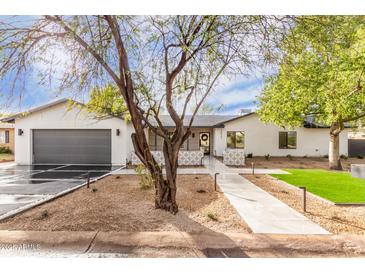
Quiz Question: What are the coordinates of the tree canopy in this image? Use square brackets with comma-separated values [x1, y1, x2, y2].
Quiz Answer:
[258, 16, 365, 129]
[84, 84, 130, 121]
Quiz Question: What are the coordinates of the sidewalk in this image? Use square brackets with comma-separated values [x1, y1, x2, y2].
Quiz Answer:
[0, 230, 364, 257]
[204, 157, 329, 234]
[0, 161, 15, 168]
[203, 156, 288, 175]
[112, 157, 287, 175]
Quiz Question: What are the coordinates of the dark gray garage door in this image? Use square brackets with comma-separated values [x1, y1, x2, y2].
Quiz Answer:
[33, 129, 111, 164]
[348, 139, 365, 157]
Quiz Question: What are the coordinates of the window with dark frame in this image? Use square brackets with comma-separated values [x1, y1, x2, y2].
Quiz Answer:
[226, 131, 245, 149]
[279, 131, 297, 149]
[5, 130, 9, 144]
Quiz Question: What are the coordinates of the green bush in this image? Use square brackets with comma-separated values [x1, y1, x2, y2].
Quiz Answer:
[246, 153, 253, 158]
[264, 154, 270, 161]
[135, 164, 153, 189]
[207, 212, 218, 221]
[0, 147, 12, 154]
[39, 210, 49, 220]
[286, 154, 293, 161]
[340, 154, 348, 160]
[357, 154, 364, 159]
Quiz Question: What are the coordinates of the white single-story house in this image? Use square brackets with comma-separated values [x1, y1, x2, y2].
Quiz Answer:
[2, 98, 349, 166]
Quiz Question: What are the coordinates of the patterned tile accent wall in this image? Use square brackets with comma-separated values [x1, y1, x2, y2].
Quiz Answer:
[130, 150, 204, 166]
[223, 149, 245, 166]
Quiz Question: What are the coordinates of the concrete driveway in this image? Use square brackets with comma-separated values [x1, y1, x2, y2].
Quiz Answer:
[0, 164, 121, 217]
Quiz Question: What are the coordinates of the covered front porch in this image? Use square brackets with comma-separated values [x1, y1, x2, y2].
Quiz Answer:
[148, 127, 214, 155]
[129, 128, 245, 166]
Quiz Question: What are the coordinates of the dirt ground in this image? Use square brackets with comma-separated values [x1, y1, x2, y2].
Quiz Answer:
[241, 156, 365, 170]
[244, 174, 365, 235]
[0, 174, 250, 233]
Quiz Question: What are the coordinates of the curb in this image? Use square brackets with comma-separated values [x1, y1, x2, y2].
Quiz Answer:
[1, 231, 365, 257]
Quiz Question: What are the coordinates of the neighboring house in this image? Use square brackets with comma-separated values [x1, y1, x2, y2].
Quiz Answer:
[1, 98, 349, 166]
[0, 122, 14, 153]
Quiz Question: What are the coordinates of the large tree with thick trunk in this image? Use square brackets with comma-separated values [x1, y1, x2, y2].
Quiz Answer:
[258, 16, 365, 170]
[0, 15, 290, 213]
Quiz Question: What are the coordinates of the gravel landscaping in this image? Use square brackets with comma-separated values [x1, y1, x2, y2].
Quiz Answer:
[244, 174, 365, 234]
[0, 174, 250, 233]
[0, 153, 13, 162]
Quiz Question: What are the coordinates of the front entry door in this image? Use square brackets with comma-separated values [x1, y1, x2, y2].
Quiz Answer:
[199, 132, 210, 155]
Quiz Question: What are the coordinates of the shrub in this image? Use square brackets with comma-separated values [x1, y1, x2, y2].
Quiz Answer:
[264, 154, 270, 160]
[246, 153, 253, 158]
[0, 147, 12, 154]
[323, 154, 328, 158]
[286, 154, 293, 161]
[357, 154, 364, 159]
[196, 189, 207, 193]
[340, 154, 348, 160]
[135, 164, 153, 189]
[207, 212, 218, 221]
[91, 188, 98, 192]
[39, 210, 49, 220]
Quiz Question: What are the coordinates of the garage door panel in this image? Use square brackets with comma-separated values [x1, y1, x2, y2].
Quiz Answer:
[33, 129, 111, 164]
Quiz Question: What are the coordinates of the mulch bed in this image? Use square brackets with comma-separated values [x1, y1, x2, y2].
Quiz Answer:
[244, 174, 365, 234]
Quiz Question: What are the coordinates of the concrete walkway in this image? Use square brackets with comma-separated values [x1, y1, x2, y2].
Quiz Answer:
[203, 156, 288, 175]
[203, 157, 329, 234]
[112, 167, 211, 175]
[112, 158, 287, 175]
[0, 230, 364, 257]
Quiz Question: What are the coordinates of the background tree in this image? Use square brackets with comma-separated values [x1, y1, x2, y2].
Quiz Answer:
[83, 84, 130, 121]
[0, 15, 290, 213]
[258, 16, 365, 170]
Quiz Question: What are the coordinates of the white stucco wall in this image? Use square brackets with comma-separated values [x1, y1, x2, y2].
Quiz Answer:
[14, 102, 133, 165]
[213, 113, 349, 157]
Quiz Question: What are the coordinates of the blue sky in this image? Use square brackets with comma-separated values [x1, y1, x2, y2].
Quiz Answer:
[0, 15, 264, 115]
[206, 77, 263, 114]
[1, 73, 263, 115]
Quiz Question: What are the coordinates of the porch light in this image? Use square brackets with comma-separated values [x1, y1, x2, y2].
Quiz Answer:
[18, 129, 23, 136]
[116, 129, 120, 136]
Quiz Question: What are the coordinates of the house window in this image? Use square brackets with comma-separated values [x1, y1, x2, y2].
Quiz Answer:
[227, 131, 245, 149]
[279, 131, 297, 149]
[0, 131, 5, 144]
[5, 131, 9, 144]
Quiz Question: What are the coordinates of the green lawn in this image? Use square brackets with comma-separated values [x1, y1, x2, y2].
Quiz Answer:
[0, 153, 14, 162]
[271, 169, 365, 203]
